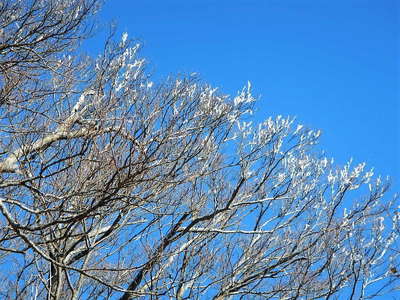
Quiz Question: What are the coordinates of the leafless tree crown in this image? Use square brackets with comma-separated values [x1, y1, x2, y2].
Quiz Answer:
[0, 1, 398, 299]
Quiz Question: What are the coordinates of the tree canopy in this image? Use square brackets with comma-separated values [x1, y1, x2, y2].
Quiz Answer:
[0, 1, 398, 299]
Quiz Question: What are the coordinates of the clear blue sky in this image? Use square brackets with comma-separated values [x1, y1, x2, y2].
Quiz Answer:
[94, 0, 399, 191]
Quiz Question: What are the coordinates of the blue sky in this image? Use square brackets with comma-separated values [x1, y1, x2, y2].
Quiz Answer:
[94, 0, 399, 190]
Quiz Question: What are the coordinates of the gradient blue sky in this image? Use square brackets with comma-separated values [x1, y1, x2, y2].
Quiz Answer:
[94, 0, 399, 191]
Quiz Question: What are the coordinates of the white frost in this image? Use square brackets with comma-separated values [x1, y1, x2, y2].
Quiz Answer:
[122, 32, 128, 44]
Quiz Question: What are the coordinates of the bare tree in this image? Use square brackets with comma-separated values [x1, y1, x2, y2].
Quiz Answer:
[0, 1, 399, 299]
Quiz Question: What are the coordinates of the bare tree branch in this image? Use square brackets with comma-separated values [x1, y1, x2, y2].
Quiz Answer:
[0, 1, 398, 299]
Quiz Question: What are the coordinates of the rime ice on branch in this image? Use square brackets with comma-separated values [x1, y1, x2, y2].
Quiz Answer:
[0, 1, 398, 299]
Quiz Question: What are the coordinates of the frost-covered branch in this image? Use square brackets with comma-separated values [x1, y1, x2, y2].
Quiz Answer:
[0, 1, 398, 299]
